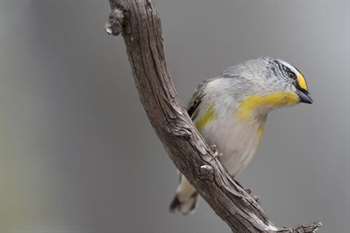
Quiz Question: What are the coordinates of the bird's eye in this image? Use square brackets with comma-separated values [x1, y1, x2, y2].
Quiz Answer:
[287, 70, 296, 80]
[282, 65, 296, 80]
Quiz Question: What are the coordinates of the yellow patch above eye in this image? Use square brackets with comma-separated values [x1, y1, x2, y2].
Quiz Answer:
[237, 92, 299, 121]
[195, 105, 216, 132]
[297, 74, 308, 92]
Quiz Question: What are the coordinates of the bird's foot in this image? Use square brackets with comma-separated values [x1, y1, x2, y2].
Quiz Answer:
[209, 144, 222, 161]
[210, 144, 218, 154]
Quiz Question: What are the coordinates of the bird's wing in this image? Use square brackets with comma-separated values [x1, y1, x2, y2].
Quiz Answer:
[187, 79, 214, 120]
[173, 79, 213, 205]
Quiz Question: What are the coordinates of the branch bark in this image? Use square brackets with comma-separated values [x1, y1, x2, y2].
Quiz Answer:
[105, 0, 322, 232]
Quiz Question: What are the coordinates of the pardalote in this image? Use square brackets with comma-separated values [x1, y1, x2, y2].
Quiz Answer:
[170, 57, 312, 215]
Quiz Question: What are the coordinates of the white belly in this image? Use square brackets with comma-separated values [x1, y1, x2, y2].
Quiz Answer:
[200, 115, 263, 177]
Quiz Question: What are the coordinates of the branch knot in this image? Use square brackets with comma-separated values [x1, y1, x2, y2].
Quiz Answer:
[199, 164, 215, 181]
[105, 8, 124, 36]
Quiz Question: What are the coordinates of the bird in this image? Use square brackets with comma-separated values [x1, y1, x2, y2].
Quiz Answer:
[169, 57, 313, 215]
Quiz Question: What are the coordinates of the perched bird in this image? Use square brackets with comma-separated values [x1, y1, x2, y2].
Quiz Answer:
[170, 57, 312, 215]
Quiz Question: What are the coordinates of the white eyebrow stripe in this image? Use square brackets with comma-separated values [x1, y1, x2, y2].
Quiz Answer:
[278, 59, 302, 77]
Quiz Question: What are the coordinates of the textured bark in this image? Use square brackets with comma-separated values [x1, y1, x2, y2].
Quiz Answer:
[105, 0, 322, 232]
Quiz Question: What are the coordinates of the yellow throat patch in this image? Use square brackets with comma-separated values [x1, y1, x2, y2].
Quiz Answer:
[237, 92, 299, 121]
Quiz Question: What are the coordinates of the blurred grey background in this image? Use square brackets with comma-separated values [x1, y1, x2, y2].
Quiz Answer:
[0, 0, 349, 232]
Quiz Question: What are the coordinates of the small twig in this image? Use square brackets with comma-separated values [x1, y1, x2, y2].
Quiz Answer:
[278, 222, 323, 233]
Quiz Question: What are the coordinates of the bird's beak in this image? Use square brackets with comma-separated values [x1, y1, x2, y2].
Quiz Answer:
[296, 89, 313, 104]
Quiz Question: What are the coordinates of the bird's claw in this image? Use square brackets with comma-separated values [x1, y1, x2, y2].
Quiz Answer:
[210, 144, 218, 154]
[211, 152, 223, 161]
[209, 144, 222, 161]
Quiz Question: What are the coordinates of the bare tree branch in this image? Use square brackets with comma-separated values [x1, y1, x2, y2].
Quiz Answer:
[105, 0, 322, 232]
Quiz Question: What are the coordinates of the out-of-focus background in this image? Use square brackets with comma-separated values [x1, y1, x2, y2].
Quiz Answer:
[0, 0, 349, 232]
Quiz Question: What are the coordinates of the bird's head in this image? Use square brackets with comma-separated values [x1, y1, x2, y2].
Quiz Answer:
[229, 57, 313, 121]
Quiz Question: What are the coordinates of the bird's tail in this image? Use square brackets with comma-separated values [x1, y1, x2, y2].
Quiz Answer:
[169, 175, 199, 215]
